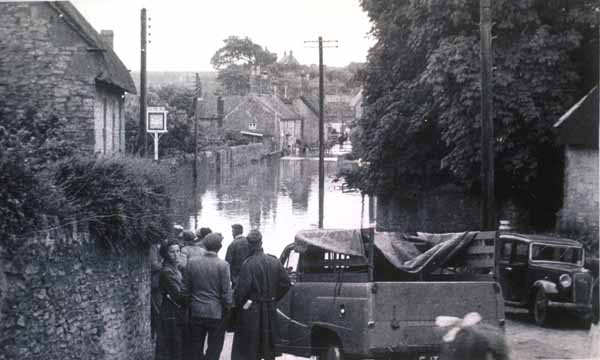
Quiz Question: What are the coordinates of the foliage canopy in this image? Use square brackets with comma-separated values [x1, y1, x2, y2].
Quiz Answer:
[351, 0, 596, 221]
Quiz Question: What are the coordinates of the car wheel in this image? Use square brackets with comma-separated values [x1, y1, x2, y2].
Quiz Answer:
[532, 288, 550, 326]
[318, 344, 343, 360]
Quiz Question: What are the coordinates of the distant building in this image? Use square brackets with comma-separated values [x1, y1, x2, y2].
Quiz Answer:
[0, 1, 136, 155]
[553, 86, 599, 245]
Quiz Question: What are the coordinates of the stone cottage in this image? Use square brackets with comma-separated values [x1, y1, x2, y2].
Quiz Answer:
[554, 86, 599, 248]
[0, 1, 136, 155]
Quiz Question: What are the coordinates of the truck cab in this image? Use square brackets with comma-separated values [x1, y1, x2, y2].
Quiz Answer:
[275, 229, 505, 360]
[496, 233, 593, 328]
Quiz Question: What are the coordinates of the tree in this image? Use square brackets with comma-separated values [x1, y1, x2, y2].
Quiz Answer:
[211, 36, 277, 95]
[350, 0, 596, 228]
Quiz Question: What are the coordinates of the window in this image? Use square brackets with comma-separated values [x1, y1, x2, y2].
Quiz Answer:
[531, 244, 583, 265]
[500, 241, 512, 261]
[514, 242, 529, 263]
[285, 249, 300, 273]
[249, 122, 257, 130]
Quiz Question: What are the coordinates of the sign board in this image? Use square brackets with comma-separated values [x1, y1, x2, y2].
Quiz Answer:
[147, 106, 168, 133]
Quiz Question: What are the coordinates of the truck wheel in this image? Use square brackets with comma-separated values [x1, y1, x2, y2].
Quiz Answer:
[532, 288, 549, 326]
[319, 344, 343, 360]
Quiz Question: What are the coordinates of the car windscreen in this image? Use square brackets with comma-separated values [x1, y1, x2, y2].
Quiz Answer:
[531, 244, 583, 265]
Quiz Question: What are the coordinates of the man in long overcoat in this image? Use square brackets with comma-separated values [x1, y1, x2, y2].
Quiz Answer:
[231, 230, 291, 360]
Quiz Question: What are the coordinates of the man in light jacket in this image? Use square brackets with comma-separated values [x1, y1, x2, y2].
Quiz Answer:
[184, 232, 233, 360]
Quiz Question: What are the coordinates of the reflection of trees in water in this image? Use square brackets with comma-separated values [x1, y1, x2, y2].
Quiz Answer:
[279, 160, 313, 211]
[213, 158, 279, 230]
[166, 159, 211, 229]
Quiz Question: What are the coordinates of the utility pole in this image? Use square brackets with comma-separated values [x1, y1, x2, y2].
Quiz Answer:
[138, 8, 147, 156]
[480, 0, 495, 230]
[305, 37, 338, 229]
[192, 73, 203, 229]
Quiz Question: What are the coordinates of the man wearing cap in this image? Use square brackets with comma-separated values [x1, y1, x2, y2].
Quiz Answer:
[232, 230, 291, 360]
[225, 224, 250, 287]
[185, 232, 233, 360]
[178, 230, 197, 269]
[182, 229, 207, 262]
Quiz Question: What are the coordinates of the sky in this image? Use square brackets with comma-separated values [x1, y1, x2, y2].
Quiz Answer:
[70, 0, 375, 72]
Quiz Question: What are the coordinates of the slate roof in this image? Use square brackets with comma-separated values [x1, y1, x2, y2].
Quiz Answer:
[553, 86, 598, 148]
[51, 2, 137, 94]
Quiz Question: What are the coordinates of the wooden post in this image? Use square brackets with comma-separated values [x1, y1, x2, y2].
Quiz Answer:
[318, 36, 325, 229]
[480, 0, 495, 230]
[138, 8, 147, 156]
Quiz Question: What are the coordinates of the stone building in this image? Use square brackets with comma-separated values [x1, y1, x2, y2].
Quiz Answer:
[0, 1, 136, 155]
[554, 86, 599, 249]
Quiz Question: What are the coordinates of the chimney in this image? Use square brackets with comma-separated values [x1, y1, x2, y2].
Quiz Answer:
[100, 30, 114, 49]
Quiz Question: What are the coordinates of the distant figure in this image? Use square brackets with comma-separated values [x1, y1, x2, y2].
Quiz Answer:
[225, 224, 250, 287]
[231, 230, 291, 360]
[173, 224, 184, 239]
[436, 312, 509, 360]
[155, 241, 189, 360]
[185, 233, 233, 360]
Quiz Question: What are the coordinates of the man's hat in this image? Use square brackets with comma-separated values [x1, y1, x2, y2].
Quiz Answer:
[196, 227, 212, 240]
[203, 232, 224, 252]
[181, 230, 196, 244]
[246, 229, 262, 245]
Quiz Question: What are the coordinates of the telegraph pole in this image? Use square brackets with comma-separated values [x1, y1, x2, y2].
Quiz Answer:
[138, 8, 147, 156]
[305, 37, 338, 228]
[480, 0, 495, 230]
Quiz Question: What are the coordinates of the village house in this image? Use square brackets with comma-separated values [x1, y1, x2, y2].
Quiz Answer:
[0, 1, 136, 155]
[553, 86, 599, 247]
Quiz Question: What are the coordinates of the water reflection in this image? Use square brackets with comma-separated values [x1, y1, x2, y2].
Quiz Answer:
[169, 157, 370, 258]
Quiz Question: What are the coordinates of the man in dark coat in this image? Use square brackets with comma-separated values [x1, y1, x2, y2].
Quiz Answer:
[231, 229, 291, 360]
[225, 224, 250, 287]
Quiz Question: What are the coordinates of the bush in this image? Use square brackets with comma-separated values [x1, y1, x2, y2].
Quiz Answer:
[55, 156, 173, 252]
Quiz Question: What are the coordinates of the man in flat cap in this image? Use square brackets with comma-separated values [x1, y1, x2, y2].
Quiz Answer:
[231, 229, 291, 360]
[185, 232, 233, 360]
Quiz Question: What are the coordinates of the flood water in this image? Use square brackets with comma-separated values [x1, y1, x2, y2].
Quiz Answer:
[168, 156, 372, 258]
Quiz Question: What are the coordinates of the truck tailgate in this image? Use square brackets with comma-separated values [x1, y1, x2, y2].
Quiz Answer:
[367, 281, 504, 355]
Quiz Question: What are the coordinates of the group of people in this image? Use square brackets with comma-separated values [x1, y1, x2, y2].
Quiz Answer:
[150, 223, 291, 360]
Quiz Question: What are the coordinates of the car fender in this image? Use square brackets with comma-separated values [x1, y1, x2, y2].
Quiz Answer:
[531, 280, 559, 296]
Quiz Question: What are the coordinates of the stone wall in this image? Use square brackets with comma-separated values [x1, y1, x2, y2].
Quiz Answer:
[0, 222, 152, 359]
[557, 146, 599, 251]
[376, 188, 530, 233]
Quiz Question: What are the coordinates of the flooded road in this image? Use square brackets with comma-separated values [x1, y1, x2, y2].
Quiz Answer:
[169, 156, 371, 258]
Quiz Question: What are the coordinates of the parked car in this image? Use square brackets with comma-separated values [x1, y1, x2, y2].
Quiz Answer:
[274, 229, 505, 360]
[496, 233, 594, 328]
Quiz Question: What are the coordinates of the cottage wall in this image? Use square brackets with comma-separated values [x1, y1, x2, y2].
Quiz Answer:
[0, 2, 125, 155]
[0, 223, 152, 359]
[292, 99, 319, 145]
[557, 146, 599, 247]
[94, 85, 125, 155]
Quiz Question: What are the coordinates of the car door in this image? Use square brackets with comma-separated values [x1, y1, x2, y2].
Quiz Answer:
[497, 238, 514, 300]
[510, 240, 529, 302]
[276, 244, 299, 350]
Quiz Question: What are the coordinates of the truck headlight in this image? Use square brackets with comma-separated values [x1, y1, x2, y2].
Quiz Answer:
[559, 274, 572, 288]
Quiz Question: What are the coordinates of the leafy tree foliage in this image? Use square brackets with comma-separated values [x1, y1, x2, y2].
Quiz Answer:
[353, 0, 596, 221]
[211, 36, 277, 95]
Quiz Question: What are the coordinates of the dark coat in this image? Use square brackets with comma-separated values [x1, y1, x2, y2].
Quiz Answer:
[155, 263, 189, 360]
[232, 248, 291, 360]
[225, 235, 250, 286]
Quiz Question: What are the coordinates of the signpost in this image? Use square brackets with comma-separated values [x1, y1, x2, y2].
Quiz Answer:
[147, 106, 168, 160]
